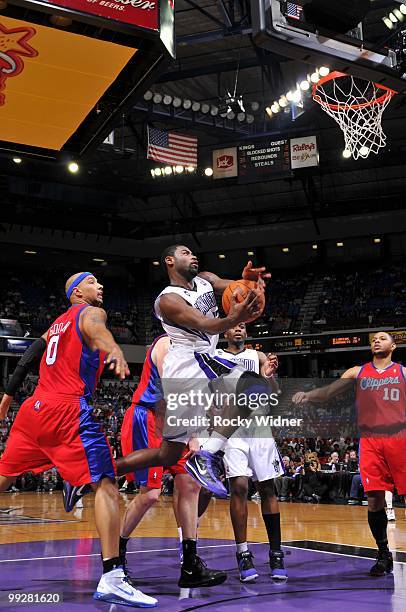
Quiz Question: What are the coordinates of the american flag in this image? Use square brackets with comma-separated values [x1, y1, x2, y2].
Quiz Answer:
[286, 2, 303, 20]
[147, 127, 198, 167]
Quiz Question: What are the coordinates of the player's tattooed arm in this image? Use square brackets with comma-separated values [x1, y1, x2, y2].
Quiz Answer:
[292, 366, 360, 405]
[159, 291, 261, 334]
[81, 307, 130, 379]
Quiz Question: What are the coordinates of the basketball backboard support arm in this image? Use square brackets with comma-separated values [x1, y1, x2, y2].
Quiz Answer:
[252, 0, 406, 94]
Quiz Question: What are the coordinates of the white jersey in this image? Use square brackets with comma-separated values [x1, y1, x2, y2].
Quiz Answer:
[154, 276, 219, 354]
[215, 347, 260, 375]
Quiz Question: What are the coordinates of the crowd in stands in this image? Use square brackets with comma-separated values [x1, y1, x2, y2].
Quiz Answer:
[262, 272, 314, 334]
[0, 269, 139, 343]
[311, 264, 406, 332]
[1, 261, 406, 344]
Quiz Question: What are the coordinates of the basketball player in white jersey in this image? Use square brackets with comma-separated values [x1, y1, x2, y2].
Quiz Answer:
[215, 323, 287, 582]
[114, 245, 273, 497]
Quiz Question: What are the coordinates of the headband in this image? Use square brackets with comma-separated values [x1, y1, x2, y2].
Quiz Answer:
[66, 272, 94, 299]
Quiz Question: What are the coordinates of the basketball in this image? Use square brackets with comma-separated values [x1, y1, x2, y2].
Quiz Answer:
[222, 279, 265, 322]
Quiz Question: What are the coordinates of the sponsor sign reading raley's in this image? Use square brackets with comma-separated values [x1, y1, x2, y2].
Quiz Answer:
[290, 136, 319, 169]
[212, 147, 238, 179]
[43, 0, 159, 31]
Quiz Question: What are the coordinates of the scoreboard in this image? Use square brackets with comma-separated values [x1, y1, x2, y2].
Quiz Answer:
[238, 139, 291, 183]
[220, 332, 371, 354]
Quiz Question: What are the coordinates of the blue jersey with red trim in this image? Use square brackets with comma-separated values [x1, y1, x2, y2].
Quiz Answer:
[130, 335, 165, 409]
[36, 304, 105, 401]
[357, 361, 406, 432]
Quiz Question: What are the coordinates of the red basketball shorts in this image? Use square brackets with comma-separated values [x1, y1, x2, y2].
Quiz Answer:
[0, 394, 116, 486]
[121, 403, 188, 489]
[359, 436, 406, 494]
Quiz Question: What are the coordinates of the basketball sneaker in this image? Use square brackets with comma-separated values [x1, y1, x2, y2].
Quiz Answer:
[386, 508, 396, 521]
[62, 481, 91, 512]
[185, 451, 228, 498]
[269, 551, 288, 581]
[93, 567, 157, 607]
[369, 551, 393, 576]
[236, 550, 259, 582]
[178, 555, 227, 588]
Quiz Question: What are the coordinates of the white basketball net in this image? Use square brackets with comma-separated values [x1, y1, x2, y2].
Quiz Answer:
[313, 73, 396, 160]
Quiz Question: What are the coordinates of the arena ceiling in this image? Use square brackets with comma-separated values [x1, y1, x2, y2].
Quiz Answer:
[1, 0, 406, 250]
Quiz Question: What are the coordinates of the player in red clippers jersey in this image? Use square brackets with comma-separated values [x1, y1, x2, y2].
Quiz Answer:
[292, 331, 406, 577]
[0, 271, 157, 608]
[119, 334, 226, 589]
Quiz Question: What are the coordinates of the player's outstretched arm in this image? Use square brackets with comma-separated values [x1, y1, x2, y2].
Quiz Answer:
[292, 366, 360, 405]
[199, 261, 271, 295]
[0, 332, 48, 420]
[159, 290, 261, 335]
[198, 271, 233, 294]
[81, 307, 130, 380]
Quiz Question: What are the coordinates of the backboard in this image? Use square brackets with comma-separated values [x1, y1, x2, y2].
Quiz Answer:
[252, 0, 406, 94]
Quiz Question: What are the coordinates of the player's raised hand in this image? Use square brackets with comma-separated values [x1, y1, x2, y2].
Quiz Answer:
[242, 261, 272, 282]
[228, 289, 260, 324]
[292, 391, 309, 405]
[0, 393, 12, 420]
[105, 346, 130, 380]
[264, 353, 278, 378]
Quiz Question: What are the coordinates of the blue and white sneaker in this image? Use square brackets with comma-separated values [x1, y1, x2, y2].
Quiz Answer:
[237, 551, 259, 582]
[93, 567, 158, 607]
[62, 481, 91, 513]
[185, 451, 228, 498]
[269, 550, 288, 581]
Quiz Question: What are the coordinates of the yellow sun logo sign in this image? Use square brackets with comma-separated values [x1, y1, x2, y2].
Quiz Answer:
[0, 22, 38, 106]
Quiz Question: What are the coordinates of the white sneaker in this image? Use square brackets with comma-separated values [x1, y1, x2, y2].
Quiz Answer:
[76, 498, 84, 509]
[386, 508, 396, 521]
[93, 568, 158, 607]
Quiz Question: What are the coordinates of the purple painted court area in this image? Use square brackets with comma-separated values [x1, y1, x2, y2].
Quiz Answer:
[0, 537, 403, 611]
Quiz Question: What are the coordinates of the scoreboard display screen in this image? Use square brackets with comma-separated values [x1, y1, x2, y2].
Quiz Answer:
[327, 335, 364, 348]
[238, 139, 291, 183]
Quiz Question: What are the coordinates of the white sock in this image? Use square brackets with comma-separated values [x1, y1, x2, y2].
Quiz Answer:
[385, 490, 393, 509]
[200, 432, 227, 454]
[177, 527, 183, 543]
[236, 542, 248, 554]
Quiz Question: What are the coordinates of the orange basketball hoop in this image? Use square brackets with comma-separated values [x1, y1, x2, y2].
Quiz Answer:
[313, 71, 397, 160]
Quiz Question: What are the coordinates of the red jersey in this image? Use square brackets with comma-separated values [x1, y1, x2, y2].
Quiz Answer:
[356, 361, 406, 434]
[130, 334, 165, 410]
[36, 304, 105, 401]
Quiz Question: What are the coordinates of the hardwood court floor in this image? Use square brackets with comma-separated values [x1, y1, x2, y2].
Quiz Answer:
[1, 491, 406, 551]
[1, 492, 406, 611]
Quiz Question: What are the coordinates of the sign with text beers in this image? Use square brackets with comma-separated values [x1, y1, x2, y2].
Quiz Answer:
[212, 147, 238, 179]
[290, 135, 319, 169]
[43, 0, 159, 31]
